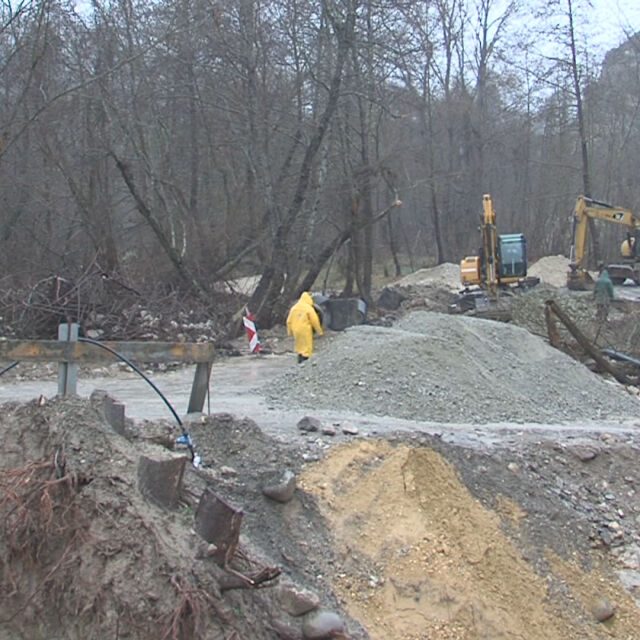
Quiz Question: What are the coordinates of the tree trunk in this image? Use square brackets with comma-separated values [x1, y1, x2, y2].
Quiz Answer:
[567, 0, 599, 265]
[250, 1, 358, 328]
[112, 153, 210, 301]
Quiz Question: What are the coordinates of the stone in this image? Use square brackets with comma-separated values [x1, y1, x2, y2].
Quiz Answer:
[263, 469, 297, 503]
[302, 610, 344, 639]
[279, 583, 320, 617]
[341, 422, 359, 436]
[321, 297, 367, 331]
[591, 598, 615, 622]
[220, 465, 237, 476]
[618, 544, 640, 570]
[570, 445, 598, 462]
[298, 416, 322, 433]
[194, 543, 218, 559]
[377, 287, 407, 310]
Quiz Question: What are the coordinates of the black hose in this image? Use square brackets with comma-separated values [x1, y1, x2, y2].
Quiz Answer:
[0, 361, 20, 377]
[78, 337, 198, 463]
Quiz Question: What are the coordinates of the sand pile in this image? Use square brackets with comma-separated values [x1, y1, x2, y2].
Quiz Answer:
[528, 255, 572, 287]
[394, 263, 461, 290]
[300, 440, 640, 640]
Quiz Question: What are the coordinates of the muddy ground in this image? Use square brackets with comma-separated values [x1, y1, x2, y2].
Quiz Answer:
[2, 256, 640, 640]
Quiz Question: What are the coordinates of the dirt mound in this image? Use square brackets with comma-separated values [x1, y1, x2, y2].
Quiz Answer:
[2, 378, 640, 639]
[0, 397, 365, 640]
[268, 311, 640, 424]
[0, 397, 228, 640]
[300, 439, 640, 640]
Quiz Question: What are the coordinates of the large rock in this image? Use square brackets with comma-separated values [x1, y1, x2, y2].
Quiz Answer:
[262, 469, 297, 503]
[279, 583, 320, 616]
[314, 296, 367, 331]
[298, 416, 322, 433]
[377, 287, 407, 310]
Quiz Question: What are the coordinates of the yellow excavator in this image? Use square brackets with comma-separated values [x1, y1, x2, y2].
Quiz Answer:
[452, 194, 538, 312]
[567, 195, 640, 289]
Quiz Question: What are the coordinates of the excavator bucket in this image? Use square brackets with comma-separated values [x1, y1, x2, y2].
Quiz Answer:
[566, 266, 593, 291]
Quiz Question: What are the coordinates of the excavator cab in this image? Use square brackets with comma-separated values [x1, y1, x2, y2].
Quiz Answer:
[460, 233, 528, 287]
[497, 234, 527, 280]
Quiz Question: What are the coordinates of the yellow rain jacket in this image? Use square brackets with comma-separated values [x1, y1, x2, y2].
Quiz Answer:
[286, 292, 324, 358]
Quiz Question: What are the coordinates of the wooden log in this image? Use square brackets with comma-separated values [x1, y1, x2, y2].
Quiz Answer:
[545, 300, 633, 385]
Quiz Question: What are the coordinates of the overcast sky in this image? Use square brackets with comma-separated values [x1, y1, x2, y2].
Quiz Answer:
[581, 0, 639, 51]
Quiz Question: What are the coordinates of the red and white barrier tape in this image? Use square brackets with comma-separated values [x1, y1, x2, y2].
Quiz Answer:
[243, 310, 261, 354]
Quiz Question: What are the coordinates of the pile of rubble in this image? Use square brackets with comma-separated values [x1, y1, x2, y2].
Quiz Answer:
[268, 310, 640, 424]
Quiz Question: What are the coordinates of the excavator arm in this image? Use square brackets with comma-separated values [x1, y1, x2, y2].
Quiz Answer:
[480, 193, 498, 293]
[568, 196, 640, 289]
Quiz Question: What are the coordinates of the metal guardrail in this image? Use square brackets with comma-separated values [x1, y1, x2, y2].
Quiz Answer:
[0, 323, 214, 416]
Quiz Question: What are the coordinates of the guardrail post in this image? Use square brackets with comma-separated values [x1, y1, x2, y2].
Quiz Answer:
[187, 361, 212, 414]
[58, 323, 79, 396]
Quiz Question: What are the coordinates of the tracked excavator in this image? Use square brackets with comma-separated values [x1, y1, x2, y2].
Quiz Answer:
[451, 194, 538, 312]
[567, 195, 640, 289]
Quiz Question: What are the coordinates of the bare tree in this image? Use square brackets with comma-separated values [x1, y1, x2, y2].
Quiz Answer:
[249, 0, 359, 327]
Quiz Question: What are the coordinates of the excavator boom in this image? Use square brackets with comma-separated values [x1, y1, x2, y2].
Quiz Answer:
[568, 196, 640, 289]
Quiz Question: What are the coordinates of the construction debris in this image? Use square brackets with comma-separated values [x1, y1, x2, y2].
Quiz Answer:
[3, 255, 640, 640]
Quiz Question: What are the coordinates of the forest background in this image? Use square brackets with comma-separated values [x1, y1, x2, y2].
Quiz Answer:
[1, 0, 639, 336]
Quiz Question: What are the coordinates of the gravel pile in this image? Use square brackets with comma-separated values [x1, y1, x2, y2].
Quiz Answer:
[394, 263, 461, 290]
[268, 311, 640, 424]
[388, 255, 572, 292]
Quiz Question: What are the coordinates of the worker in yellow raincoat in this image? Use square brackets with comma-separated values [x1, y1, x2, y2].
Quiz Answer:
[286, 292, 323, 363]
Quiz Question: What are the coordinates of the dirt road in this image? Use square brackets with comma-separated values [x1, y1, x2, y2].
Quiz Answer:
[1, 350, 639, 453]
